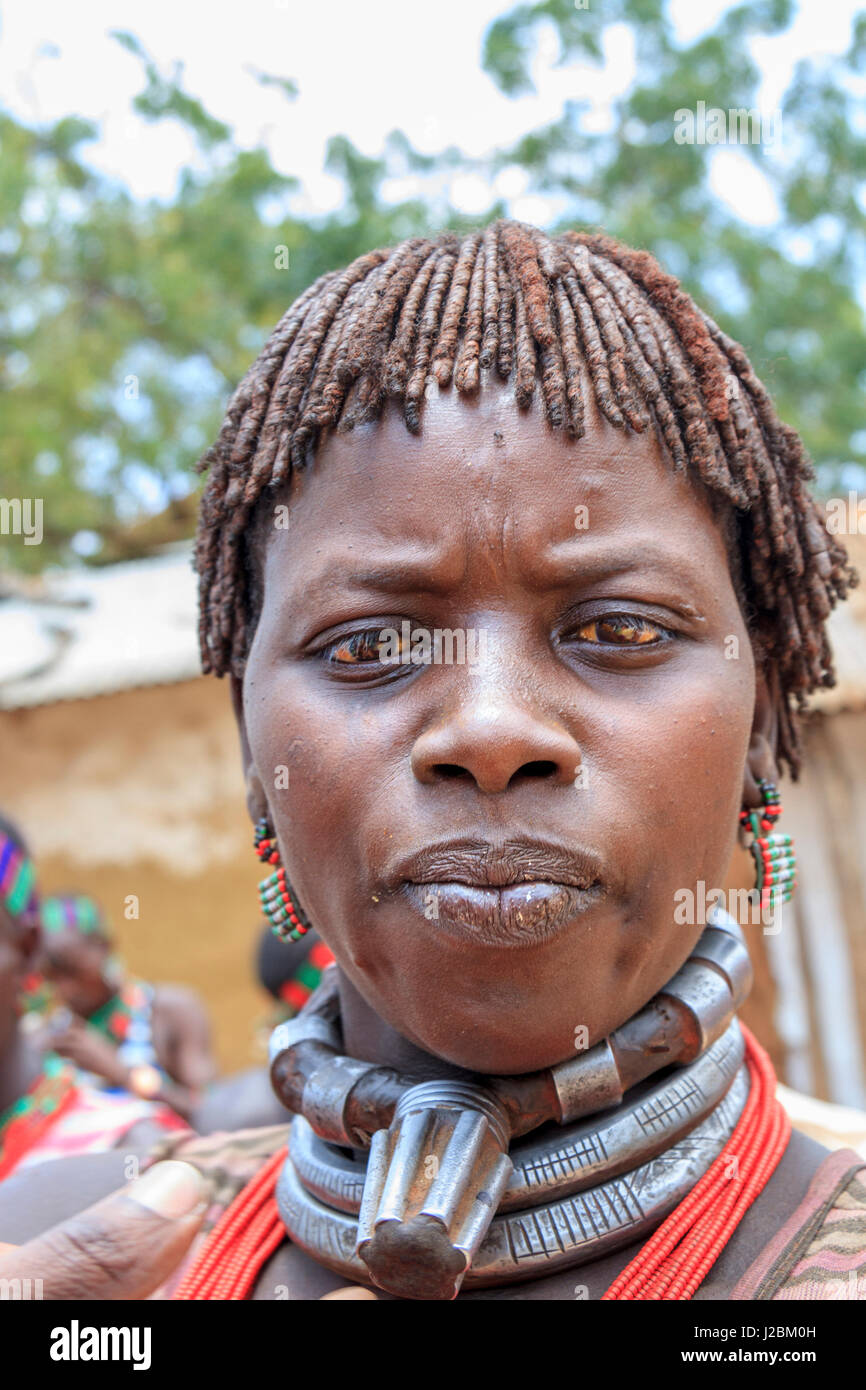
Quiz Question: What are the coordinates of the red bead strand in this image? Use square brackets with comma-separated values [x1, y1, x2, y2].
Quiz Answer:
[173, 1147, 288, 1300]
[602, 1024, 788, 1300]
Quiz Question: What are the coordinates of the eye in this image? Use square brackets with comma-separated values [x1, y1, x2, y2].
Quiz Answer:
[324, 630, 388, 665]
[572, 614, 669, 646]
[320, 625, 412, 673]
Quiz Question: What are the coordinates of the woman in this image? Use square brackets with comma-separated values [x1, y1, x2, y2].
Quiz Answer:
[34, 893, 216, 1123]
[0, 818, 188, 1179]
[2, 221, 864, 1300]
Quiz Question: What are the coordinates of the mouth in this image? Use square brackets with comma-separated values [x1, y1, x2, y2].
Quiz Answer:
[391, 837, 607, 948]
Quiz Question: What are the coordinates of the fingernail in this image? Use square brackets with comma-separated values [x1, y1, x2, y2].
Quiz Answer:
[320, 1286, 379, 1300]
[127, 1161, 209, 1219]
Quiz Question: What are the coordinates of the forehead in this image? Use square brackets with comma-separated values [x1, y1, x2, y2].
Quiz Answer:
[262, 377, 729, 588]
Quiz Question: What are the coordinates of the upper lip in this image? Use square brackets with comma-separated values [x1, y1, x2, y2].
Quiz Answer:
[388, 836, 604, 890]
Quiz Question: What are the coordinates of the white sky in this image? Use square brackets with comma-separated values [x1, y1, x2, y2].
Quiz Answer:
[0, 0, 860, 225]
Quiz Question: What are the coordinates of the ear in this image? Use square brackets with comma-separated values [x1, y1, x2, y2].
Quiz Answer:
[230, 674, 268, 826]
[743, 661, 781, 807]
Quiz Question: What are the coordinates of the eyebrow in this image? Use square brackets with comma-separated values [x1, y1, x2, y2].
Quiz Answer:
[285, 534, 714, 610]
[286, 546, 468, 606]
[529, 536, 714, 595]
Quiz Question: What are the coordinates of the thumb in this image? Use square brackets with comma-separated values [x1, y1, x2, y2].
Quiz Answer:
[320, 1285, 379, 1300]
[0, 1160, 209, 1300]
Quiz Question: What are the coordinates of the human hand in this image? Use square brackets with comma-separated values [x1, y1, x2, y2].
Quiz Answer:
[0, 1161, 208, 1299]
[0, 1159, 381, 1301]
[320, 1286, 379, 1299]
[49, 1020, 128, 1087]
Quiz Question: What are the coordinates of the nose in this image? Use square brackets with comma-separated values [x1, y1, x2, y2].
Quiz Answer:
[410, 685, 583, 795]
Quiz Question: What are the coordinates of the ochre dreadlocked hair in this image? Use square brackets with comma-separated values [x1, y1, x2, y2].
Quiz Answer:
[195, 219, 856, 775]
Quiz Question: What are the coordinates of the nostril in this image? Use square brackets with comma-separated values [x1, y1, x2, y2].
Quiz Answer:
[430, 759, 561, 785]
[512, 760, 559, 782]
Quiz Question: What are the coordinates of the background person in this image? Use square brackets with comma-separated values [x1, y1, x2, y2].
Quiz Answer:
[36, 893, 216, 1124]
[0, 817, 188, 1179]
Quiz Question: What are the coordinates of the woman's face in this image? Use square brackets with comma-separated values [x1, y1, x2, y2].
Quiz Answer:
[40, 934, 109, 1017]
[239, 379, 761, 1074]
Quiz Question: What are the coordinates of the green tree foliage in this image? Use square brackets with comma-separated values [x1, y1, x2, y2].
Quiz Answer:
[478, 0, 866, 488]
[0, 37, 459, 571]
[1, 6, 864, 572]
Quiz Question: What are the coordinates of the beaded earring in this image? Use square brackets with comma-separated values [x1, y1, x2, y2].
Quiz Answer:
[739, 778, 797, 915]
[254, 819, 313, 942]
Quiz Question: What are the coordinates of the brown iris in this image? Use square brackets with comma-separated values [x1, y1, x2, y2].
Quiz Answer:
[329, 632, 384, 664]
[576, 615, 663, 645]
[327, 628, 411, 665]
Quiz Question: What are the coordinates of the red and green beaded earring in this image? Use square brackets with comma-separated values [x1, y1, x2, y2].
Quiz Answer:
[254, 819, 313, 943]
[739, 778, 797, 913]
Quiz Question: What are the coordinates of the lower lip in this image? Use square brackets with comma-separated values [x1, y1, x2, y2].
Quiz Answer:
[401, 879, 605, 948]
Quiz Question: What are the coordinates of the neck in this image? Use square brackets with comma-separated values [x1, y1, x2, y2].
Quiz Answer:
[337, 967, 477, 1083]
[0, 1027, 42, 1119]
[275, 911, 754, 1298]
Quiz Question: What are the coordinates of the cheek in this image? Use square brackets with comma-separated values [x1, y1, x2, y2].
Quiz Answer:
[244, 665, 385, 891]
[592, 647, 755, 1002]
[650, 652, 755, 846]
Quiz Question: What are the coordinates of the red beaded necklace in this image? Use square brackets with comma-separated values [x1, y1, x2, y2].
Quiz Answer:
[175, 1024, 787, 1301]
[0, 1056, 79, 1182]
[602, 1023, 790, 1299]
[174, 1148, 286, 1300]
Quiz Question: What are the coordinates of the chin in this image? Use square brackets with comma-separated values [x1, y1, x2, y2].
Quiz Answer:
[408, 1020, 580, 1078]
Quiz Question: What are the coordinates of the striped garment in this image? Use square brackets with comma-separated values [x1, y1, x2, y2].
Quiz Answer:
[9, 1085, 188, 1176]
[731, 1147, 866, 1300]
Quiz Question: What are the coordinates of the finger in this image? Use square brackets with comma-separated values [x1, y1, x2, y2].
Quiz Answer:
[320, 1285, 379, 1300]
[0, 1160, 209, 1301]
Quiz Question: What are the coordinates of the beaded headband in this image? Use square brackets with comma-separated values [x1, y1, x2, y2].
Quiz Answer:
[40, 894, 104, 937]
[0, 833, 38, 923]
